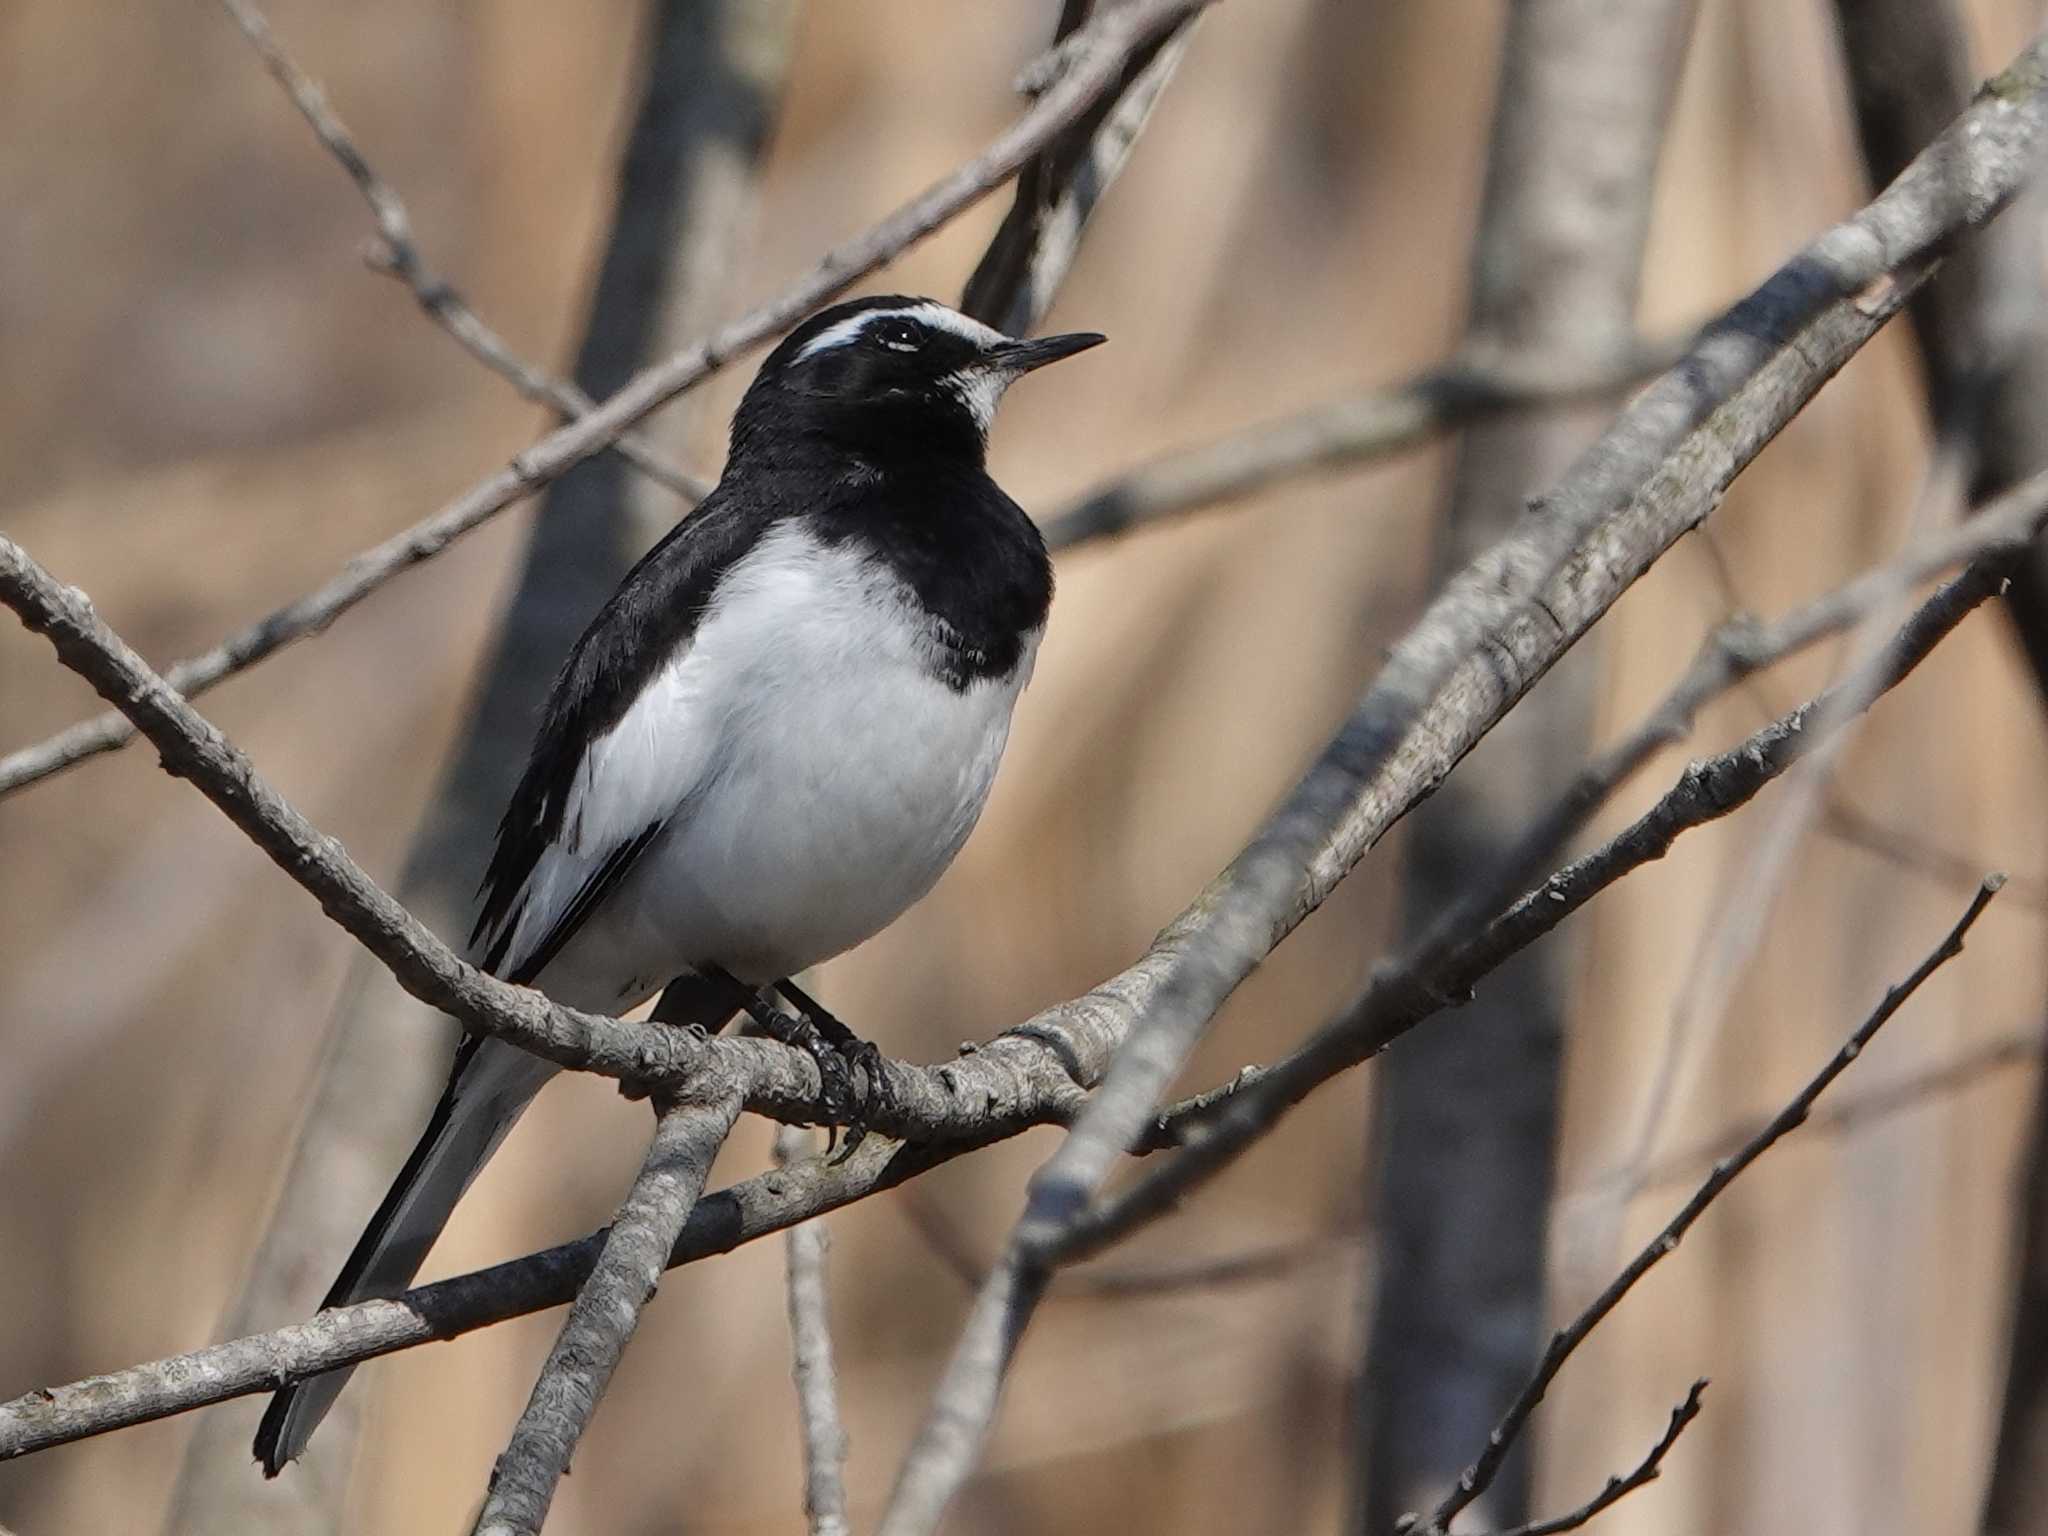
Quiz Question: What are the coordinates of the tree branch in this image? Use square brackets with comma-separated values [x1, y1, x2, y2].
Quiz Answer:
[1463, 1381, 1709, 1536]
[775, 1127, 853, 1536]
[472, 1094, 739, 1536]
[1416, 879, 2002, 1533]
[214, 0, 708, 501]
[0, 0, 1210, 801]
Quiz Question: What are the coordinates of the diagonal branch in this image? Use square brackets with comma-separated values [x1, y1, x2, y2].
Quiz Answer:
[214, 0, 707, 502]
[961, 2, 1199, 335]
[1417, 878, 2002, 1533]
[472, 1094, 740, 1536]
[775, 1126, 853, 1536]
[1465, 1381, 1709, 1536]
[0, 0, 1210, 801]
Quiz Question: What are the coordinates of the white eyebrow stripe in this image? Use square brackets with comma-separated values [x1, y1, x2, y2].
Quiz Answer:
[792, 302, 1009, 362]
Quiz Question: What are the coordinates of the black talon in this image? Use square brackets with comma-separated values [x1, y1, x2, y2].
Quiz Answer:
[775, 977, 893, 1154]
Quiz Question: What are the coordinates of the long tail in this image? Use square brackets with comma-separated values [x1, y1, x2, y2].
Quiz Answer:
[253, 1034, 556, 1475]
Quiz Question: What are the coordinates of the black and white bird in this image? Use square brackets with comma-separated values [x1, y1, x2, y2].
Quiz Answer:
[255, 294, 1103, 1472]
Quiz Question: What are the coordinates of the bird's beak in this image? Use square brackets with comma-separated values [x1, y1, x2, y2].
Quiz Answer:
[984, 331, 1108, 374]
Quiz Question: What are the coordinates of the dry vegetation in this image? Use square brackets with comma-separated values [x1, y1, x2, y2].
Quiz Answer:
[5, 2, 2048, 1533]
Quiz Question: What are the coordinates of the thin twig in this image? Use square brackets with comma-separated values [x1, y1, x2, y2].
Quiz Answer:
[1459, 1381, 1709, 1536]
[1418, 878, 2002, 1532]
[775, 1127, 852, 1536]
[473, 1095, 740, 1536]
[0, 0, 1210, 801]
[214, 0, 708, 501]
[1604, 429, 1970, 1236]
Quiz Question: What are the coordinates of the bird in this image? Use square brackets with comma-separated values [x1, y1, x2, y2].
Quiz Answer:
[254, 293, 1104, 1473]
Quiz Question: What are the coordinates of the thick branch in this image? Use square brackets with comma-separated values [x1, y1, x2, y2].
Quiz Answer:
[472, 1097, 738, 1536]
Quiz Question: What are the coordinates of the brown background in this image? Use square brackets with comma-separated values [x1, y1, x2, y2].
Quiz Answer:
[3, 2, 2045, 1531]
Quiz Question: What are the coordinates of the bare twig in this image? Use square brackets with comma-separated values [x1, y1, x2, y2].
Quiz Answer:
[0, 0, 1210, 801]
[775, 1127, 853, 1536]
[473, 1094, 740, 1536]
[1417, 879, 2002, 1533]
[1463, 1381, 1709, 1536]
[214, 0, 708, 502]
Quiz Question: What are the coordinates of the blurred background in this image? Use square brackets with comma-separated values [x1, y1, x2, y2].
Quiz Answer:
[5, 1, 2048, 1532]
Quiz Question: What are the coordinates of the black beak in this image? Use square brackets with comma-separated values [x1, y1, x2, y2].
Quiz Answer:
[986, 331, 1107, 373]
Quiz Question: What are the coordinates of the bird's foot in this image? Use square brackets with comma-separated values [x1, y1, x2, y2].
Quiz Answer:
[772, 978, 893, 1155]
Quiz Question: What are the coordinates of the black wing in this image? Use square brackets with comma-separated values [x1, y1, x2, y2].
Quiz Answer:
[470, 483, 779, 984]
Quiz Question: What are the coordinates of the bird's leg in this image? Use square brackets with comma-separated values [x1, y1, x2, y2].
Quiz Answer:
[687, 964, 862, 1132]
[774, 975, 893, 1152]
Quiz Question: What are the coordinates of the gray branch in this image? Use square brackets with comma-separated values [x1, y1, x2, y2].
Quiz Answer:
[0, 0, 1209, 800]
[213, 0, 707, 502]
[472, 1095, 740, 1536]
[775, 1127, 853, 1536]
[1037, 340, 1678, 551]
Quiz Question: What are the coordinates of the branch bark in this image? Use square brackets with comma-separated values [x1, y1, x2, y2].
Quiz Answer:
[471, 1095, 740, 1536]
[774, 1127, 853, 1536]
[1359, 2, 1694, 1525]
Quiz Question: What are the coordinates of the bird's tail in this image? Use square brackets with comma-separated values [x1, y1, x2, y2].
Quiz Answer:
[253, 1034, 556, 1475]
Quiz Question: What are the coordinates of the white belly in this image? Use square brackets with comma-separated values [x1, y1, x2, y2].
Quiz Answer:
[531, 524, 1037, 1012]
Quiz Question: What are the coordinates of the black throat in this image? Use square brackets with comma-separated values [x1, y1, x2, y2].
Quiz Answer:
[732, 391, 1053, 692]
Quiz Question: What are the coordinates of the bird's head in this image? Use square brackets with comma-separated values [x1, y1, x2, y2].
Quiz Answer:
[731, 295, 1104, 468]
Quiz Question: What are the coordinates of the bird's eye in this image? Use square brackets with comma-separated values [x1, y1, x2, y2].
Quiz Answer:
[871, 319, 925, 353]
